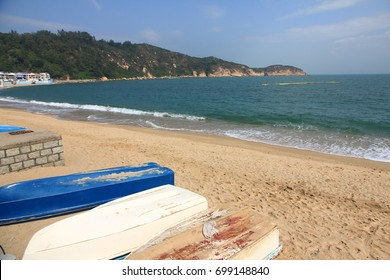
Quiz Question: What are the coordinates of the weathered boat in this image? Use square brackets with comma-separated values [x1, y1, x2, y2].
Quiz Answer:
[0, 162, 174, 225]
[127, 208, 281, 260]
[23, 185, 208, 260]
[0, 125, 26, 133]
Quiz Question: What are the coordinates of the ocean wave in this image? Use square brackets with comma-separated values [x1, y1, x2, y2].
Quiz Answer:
[273, 122, 319, 131]
[2, 91, 389, 163]
[144, 121, 188, 131]
[0, 97, 206, 121]
[262, 81, 339, 86]
[222, 128, 390, 162]
[144, 121, 208, 133]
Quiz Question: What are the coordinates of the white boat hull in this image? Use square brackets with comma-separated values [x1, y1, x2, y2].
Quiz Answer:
[23, 185, 208, 260]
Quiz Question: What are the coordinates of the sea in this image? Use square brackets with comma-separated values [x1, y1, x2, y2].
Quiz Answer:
[1, 75, 389, 162]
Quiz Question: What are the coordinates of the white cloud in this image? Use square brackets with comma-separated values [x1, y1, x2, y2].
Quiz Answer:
[332, 31, 390, 51]
[209, 26, 223, 33]
[90, 0, 102, 11]
[140, 29, 159, 42]
[0, 13, 82, 31]
[257, 12, 390, 43]
[202, 5, 225, 19]
[281, 0, 363, 19]
[138, 29, 183, 43]
[290, 12, 390, 40]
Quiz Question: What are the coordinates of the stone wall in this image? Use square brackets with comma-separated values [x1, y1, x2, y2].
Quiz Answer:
[0, 130, 64, 175]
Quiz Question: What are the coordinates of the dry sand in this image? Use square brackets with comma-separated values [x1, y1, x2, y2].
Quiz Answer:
[0, 108, 389, 260]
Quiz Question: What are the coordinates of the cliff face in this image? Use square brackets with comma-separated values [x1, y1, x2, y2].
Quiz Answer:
[203, 65, 306, 77]
[265, 69, 306, 76]
[0, 31, 307, 79]
[262, 65, 307, 76]
[207, 66, 260, 77]
[251, 65, 307, 76]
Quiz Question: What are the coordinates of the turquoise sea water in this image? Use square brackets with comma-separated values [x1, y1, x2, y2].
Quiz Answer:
[1, 75, 390, 162]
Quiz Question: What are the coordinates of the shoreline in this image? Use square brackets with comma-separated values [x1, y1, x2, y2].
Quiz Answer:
[0, 100, 389, 165]
[0, 108, 389, 260]
[1, 71, 310, 89]
[1, 75, 389, 164]
[1, 107, 389, 171]
[1, 103, 389, 169]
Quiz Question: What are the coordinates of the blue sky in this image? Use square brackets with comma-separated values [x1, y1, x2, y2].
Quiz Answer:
[0, 0, 389, 74]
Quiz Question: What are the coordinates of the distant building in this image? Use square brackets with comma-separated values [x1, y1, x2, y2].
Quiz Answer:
[0, 71, 52, 86]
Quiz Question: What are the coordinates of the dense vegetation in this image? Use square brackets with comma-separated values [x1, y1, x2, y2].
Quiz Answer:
[0, 30, 305, 79]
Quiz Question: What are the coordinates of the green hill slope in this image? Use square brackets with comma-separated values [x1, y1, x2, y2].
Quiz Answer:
[0, 30, 307, 79]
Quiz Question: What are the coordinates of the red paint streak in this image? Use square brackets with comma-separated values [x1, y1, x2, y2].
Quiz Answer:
[213, 224, 250, 241]
[233, 230, 254, 249]
[155, 213, 255, 260]
[221, 216, 243, 226]
[157, 239, 212, 260]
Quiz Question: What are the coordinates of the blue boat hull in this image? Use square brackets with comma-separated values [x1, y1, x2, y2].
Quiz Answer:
[0, 162, 174, 225]
[0, 125, 26, 133]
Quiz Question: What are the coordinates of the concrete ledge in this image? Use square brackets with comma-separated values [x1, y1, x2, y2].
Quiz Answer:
[0, 130, 65, 175]
[0, 131, 61, 150]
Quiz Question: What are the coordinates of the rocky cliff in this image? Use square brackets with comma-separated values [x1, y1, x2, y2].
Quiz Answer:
[260, 65, 307, 76]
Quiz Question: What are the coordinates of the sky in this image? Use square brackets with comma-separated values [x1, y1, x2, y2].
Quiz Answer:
[0, 0, 390, 74]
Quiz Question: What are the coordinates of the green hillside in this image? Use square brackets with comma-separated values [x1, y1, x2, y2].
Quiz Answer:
[0, 30, 306, 79]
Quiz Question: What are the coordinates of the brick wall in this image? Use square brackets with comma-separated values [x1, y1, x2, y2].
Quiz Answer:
[0, 131, 64, 175]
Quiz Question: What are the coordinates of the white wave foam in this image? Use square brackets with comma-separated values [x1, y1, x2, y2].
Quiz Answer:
[2, 97, 389, 163]
[145, 121, 185, 131]
[0, 97, 205, 121]
[262, 81, 339, 86]
[273, 122, 319, 131]
[223, 128, 390, 163]
[144, 121, 207, 133]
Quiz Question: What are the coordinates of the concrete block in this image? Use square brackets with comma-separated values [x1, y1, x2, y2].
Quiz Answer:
[36, 157, 48, 165]
[54, 160, 65, 167]
[48, 154, 59, 163]
[31, 143, 43, 151]
[0, 165, 10, 174]
[6, 147, 20, 157]
[52, 146, 64, 154]
[10, 162, 23, 172]
[0, 130, 64, 174]
[15, 154, 28, 163]
[44, 140, 59, 149]
[20, 145, 31, 153]
[28, 151, 41, 159]
[40, 149, 53, 156]
[23, 159, 35, 168]
[1, 156, 15, 165]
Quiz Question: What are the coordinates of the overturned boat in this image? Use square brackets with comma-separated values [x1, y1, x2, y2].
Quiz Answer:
[0, 162, 174, 225]
[23, 185, 208, 260]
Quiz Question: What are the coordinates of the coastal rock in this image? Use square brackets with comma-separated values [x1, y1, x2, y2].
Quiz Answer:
[264, 65, 307, 76]
[208, 67, 245, 77]
[246, 69, 265, 76]
[207, 66, 264, 77]
[251, 65, 307, 76]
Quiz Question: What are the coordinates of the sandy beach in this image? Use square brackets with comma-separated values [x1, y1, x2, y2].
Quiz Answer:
[0, 108, 389, 260]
